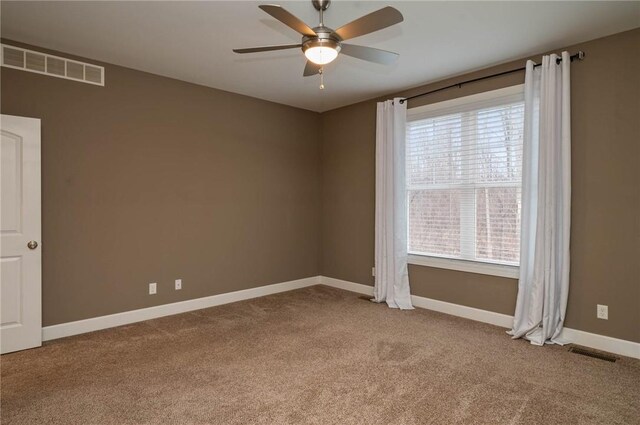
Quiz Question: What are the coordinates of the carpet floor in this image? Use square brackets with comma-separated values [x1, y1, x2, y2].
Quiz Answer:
[1, 285, 639, 425]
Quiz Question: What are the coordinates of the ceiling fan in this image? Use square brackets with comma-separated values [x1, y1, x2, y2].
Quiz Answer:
[233, 0, 403, 79]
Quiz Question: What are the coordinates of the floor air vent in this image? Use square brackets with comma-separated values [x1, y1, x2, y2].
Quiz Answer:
[569, 346, 617, 362]
[1, 44, 104, 86]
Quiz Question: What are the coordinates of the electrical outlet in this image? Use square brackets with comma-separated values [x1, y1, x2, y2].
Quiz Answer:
[149, 282, 157, 295]
[175, 279, 182, 290]
[371, 267, 376, 277]
[597, 304, 608, 320]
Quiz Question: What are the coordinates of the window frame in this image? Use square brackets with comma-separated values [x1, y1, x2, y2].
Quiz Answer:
[405, 85, 524, 279]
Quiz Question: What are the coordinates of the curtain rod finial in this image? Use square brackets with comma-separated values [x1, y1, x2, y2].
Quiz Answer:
[577, 51, 585, 61]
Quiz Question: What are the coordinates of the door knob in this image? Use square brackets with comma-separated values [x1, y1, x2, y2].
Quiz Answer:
[27, 240, 38, 250]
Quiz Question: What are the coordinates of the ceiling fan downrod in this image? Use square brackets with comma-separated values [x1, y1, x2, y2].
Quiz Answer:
[312, 0, 330, 26]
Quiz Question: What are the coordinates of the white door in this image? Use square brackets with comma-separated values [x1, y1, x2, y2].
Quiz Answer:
[1, 115, 41, 354]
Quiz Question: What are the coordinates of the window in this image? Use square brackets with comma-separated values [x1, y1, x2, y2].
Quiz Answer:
[406, 86, 524, 277]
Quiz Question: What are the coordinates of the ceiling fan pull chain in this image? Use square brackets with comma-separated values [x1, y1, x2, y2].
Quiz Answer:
[319, 67, 325, 90]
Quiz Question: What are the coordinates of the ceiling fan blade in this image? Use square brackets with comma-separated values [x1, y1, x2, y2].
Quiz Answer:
[340, 44, 399, 65]
[259, 5, 317, 37]
[303, 61, 321, 77]
[334, 6, 403, 41]
[233, 44, 302, 54]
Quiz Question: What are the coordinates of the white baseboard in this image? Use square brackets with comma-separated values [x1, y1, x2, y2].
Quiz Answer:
[319, 276, 512, 328]
[557, 327, 640, 360]
[318, 276, 640, 359]
[410, 295, 514, 328]
[43, 276, 321, 341]
[43, 274, 639, 360]
[321, 276, 374, 296]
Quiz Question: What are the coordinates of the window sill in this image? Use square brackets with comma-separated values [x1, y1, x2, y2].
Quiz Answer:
[407, 254, 519, 279]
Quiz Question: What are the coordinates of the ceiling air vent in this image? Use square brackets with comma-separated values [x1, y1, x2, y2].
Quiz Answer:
[1, 44, 104, 86]
[25, 51, 45, 72]
[3, 46, 24, 68]
[66, 60, 84, 80]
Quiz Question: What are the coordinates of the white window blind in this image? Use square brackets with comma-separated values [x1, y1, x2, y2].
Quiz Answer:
[406, 86, 525, 266]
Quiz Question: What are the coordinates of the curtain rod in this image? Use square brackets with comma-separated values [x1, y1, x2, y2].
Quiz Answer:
[398, 51, 585, 104]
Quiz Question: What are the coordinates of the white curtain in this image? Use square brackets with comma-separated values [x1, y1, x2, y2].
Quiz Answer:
[509, 52, 571, 345]
[374, 98, 413, 310]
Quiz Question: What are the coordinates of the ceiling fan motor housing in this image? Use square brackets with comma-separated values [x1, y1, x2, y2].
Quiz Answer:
[302, 26, 342, 55]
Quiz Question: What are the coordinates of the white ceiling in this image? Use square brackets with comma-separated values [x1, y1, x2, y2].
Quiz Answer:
[2, 1, 639, 112]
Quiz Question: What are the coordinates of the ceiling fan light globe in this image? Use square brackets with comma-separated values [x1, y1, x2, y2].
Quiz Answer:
[304, 46, 338, 65]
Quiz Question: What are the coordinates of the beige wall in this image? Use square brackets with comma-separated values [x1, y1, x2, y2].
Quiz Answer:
[321, 29, 640, 343]
[1, 40, 322, 326]
[2, 29, 638, 343]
